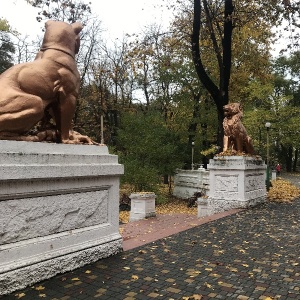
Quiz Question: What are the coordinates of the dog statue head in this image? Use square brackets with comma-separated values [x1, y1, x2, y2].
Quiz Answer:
[40, 20, 83, 57]
[223, 103, 243, 119]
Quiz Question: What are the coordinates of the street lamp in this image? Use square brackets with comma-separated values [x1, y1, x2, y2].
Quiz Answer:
[191, 141, 195, 170]
[265, 122, 271, 190]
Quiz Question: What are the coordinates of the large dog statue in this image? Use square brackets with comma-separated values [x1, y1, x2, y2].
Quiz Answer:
[223, 103, 254, 155]
[0, 20, 95, 144]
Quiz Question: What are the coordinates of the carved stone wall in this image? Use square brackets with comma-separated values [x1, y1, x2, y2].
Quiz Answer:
[173, 168, 209, 199]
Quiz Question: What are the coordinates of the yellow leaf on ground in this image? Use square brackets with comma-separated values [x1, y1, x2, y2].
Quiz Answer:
[16, 293, 26, 299]
[85, 270, 92, 274]
[35, 286, 45, 291]
[71, 277, 80, 281]
[132, 275, 139, 280]
[39, 294, 46, 298]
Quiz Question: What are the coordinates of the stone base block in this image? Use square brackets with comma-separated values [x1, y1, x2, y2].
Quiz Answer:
[129, 193, 156, 221]
[207, 156, 266, 214]
[197, 198, 210, 218]
[1, 237, 122, 295]
[208, 196, 266, 214]
[0, 141, 124, 295]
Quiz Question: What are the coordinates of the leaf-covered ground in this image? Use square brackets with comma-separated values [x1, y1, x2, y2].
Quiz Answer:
[119, 197, 197, 224]
[268, 177, 300, 202]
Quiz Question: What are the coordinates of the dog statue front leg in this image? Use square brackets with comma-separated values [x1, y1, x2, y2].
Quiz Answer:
[53, 92, 76, 143]
[223, 135, 229, 152]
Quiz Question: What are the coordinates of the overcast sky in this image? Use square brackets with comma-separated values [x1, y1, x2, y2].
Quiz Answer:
[0, 0, 294, 56]
[0, 0, 172, 39]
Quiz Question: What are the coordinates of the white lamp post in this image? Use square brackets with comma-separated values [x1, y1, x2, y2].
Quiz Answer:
[265, 122, 271, 165]
[191, 141, 195, 170]
[265, 122, 271, 189]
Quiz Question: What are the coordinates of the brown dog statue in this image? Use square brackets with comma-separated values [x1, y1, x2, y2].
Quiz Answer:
[0, 20, 95, 144]
[223, 103, 254, 155]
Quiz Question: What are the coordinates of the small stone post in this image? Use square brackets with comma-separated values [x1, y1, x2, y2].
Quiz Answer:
[129, 192, 156, 222]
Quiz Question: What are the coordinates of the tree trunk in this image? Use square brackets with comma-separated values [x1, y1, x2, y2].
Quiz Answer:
[285, 145, 293, 172]
[192, 0, 234, 150]
[222, 0, 234, 104]
[293, 148, 298, 172]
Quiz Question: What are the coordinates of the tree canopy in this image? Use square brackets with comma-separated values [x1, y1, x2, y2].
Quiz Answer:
[0, 18, 15, 73]
[1, 0, 300, 195]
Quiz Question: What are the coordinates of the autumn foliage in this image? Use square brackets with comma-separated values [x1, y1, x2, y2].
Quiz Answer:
[268, 178, 300, 202]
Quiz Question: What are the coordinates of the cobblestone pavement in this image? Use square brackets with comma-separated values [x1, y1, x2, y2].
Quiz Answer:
[1, 197, 299, 300]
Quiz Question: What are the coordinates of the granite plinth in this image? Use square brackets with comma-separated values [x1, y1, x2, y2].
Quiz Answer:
[206, 156, 266, 214]
[0, 141, 124, 295]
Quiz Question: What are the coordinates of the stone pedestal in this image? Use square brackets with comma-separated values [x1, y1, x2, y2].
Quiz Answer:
[207, 156, 266, 214]
[173, 168, 209, 199]
[197, 197, 210, 218]
[129, 193, 156, 221]
[0, 141, 124, 295]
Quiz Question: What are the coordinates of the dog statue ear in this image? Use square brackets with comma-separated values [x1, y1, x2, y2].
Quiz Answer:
[45, 20, 56, 29]
[71, 22, 83, 35]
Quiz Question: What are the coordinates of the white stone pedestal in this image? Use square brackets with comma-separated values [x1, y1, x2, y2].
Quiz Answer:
[197, 197, 210, 218]
[129, 193, 156, 221]
[0, 141, 124, 295]
[207, 156, 266, 214]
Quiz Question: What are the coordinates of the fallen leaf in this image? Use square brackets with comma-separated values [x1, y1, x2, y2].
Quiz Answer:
[39, 294, 46, 298]
[35, 286, 45, 291]
[71, 277, 80, 281]
[16, 293, 26, 299]
[193, 295, 203, 300]
[85, 270, 92, 274]
[205, 282, 212, 288]
[132, 275, 139, 280]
